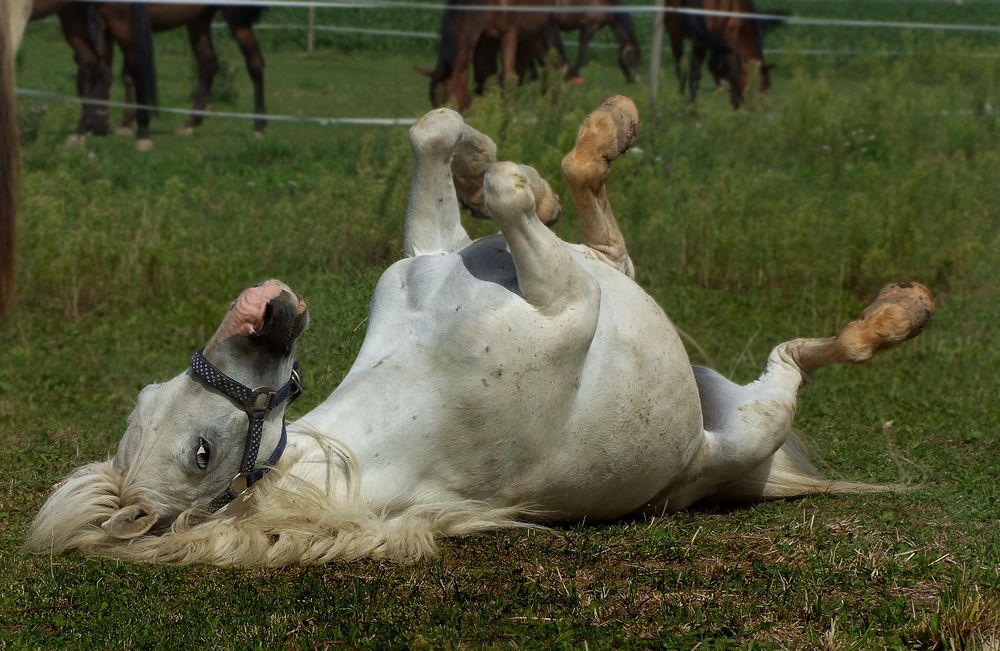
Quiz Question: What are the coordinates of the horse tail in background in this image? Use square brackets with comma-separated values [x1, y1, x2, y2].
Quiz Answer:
[0, 4, 19, 320]
[129, 2, 157, 111]
[221, 6, 266, 27]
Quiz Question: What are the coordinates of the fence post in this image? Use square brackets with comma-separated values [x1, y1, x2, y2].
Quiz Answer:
[648, 0, 665, 108]
[308, 5, 316, 52]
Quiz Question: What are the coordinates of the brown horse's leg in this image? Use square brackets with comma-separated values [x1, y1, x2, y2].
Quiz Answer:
[688, 41, 707, 102]
[57, 5, 111, 143]
[568, 25, 598, 80]
[499, 29, 519, 86]
[560, 95, 637, 277]
[100, 4, 155, 150]
[227, 22, 266, 136]
[178, 13, 219, 135]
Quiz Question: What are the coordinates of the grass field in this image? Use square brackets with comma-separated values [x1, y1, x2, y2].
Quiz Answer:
[2, 3, 999, 648]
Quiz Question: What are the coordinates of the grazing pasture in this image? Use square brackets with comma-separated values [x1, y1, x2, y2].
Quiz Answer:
[2, 3, 998, 647]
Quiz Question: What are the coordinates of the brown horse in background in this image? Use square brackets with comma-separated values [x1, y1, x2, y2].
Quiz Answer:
[551, 0, 640, 82]
[666, 0, 783, 108]
[30, 0, 158, 148]
[43, 3, 266, 146]
[2, 0, 36, 319]
[420, 0, 552, 111]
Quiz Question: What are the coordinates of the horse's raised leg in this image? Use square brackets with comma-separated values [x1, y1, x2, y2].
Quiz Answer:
[665, 283, 935, 510]
[484, 161, 597, 316]
[688, 41, 707, 102]
[403, 109, 475, 257]
[560, 94, 636, 278]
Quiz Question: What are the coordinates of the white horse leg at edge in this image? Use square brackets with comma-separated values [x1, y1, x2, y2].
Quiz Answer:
[27, 96, 935, 566]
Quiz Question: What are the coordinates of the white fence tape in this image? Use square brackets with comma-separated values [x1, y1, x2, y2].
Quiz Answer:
[15, 88, 417, 126]
[67, 0, 1000, 34]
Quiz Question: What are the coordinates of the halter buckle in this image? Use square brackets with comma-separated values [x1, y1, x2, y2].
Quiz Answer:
[247, 387, 276, 418]
[226, 472, 253, 497]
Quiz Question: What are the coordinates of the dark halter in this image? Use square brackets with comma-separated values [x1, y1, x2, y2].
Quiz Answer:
[189, 348, 303, 513]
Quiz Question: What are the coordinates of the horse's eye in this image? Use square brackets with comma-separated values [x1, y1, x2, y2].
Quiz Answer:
[195, 437, 210, 471]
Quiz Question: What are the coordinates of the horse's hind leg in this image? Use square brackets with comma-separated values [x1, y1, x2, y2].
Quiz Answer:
[783, 283, 935, 375]
[560, 95, 637, 278]
[177, 14, 218, 136]
[227, 22, 266, 136]
[665, 283, 935, 510]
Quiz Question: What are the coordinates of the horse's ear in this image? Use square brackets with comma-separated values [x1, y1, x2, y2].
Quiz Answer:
[415, 65, 434, 77]
[101, 503, 158, 539]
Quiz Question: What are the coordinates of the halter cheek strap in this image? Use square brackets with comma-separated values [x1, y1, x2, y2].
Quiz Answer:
[188, 348, 304, 513]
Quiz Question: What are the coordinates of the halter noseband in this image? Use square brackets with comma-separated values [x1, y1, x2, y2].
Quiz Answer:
[189, 348, 303, 513]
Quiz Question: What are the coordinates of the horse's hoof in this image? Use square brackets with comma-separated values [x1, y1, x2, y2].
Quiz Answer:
[115, 126, 134, 137]
[410, 108, 465, 158]
[134, 138, 154, 152]
[253, 130, 265, 140]
[835, 283, 935, 362]
[64, 133, 87, 149]
[561, 95, 639, 185]
[175, 126, 196, 137]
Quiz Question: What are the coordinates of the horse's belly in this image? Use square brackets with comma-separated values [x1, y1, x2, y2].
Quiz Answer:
[314, 246, 704, 519]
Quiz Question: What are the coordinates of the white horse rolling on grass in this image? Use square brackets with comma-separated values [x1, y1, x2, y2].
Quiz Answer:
[28, 96, 934, 565]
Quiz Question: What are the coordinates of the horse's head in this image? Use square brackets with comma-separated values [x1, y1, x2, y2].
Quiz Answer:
[28, 280, 309, 551]
[417, 64, 471, 112]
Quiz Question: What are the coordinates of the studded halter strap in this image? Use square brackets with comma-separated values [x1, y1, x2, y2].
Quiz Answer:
[189, 348, 303, 513]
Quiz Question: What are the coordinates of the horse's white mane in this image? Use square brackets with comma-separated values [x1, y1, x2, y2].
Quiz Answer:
[26, 427, 536, 566]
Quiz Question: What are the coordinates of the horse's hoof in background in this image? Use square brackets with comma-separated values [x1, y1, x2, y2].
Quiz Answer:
[115, 126, 134, 137]
[134, 138, 154, 152]
[175, 125, 196, 137]
[64, 133, 86, 149]
[253, 130, 265, 140]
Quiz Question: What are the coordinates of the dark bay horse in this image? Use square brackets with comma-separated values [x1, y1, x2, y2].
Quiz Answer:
[551, 0, 640, 82]
[30, 0, 158, 148]
[118, 5, 268, 138]
[37, 3, 266, 147]
[666, 0, 782, 108]
[420, 0, 552, 111]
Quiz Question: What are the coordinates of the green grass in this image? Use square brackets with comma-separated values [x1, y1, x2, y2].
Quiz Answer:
[2, 7, 999, 648]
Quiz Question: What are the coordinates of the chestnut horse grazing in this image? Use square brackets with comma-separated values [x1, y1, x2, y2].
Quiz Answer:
[28, 96, 935, 566]
[420, 0, 553, 111]
[1, 0, 34, 320]
[667, 0, 781, 108]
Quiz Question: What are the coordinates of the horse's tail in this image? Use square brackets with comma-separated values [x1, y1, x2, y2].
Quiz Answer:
[712, 434, 910, 503]
[0, 5, 19, 320]
[221, 6, 266, 27]
[129, 2, 158, 110]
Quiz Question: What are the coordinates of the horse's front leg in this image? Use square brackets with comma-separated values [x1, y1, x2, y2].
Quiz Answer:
[402, 110, 475, 258]
[568, 25, 598, 80]
[484, 162, 595, 317]
[499, 29, 519, 85]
